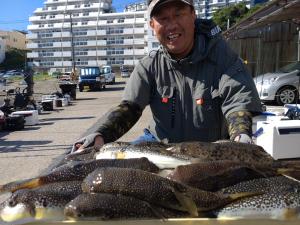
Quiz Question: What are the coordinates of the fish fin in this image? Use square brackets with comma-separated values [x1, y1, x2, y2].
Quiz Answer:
[277, 168, 300, 182]
[172, 189, 198, 217]
[282, 207, 300, 220]
[228, 192, 262, 201]
[0, 178, 41, 193]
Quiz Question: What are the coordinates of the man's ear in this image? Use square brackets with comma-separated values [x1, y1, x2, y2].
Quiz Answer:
[149, 20, 156, 36]
[149, 19, 154, 29]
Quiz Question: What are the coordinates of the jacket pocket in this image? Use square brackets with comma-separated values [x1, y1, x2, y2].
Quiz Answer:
[151, 86, 176, 129]
[193, 88, 221, 129]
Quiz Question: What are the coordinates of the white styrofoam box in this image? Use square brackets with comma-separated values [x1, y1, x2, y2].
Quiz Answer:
[256, 120, 300, 159]
[252, 112, 276, 133]
[11, 110, 39, 126]
[42, 95, 57, 101]
[59, 98, 68, 106]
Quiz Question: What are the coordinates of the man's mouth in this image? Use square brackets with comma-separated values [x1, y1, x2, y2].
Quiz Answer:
[167, 33, 180, 41]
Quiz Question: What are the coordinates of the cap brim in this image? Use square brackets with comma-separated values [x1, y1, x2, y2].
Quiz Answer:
[149, 0, 193, 17]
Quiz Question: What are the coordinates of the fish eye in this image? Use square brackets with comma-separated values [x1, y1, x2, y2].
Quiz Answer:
[8, 199, 16, 207]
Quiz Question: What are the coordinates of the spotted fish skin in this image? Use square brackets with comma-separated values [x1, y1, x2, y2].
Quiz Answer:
[215, 176, 300, 219]
[95, 142, 192, 169]
[215, 185, 300, 219]
[0, 158, 159, 193]
[167, 160, 276, 191]
[221, 176, 299, 194]
[0, 181, 82, 222]
[64, 193, 189, 220]
[82, 167, 254, 214]
[166, 141, 274, 167]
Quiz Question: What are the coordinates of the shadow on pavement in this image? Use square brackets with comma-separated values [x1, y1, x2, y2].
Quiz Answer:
[104, 86, 125, 92]
[75, 97, 98, 101]
[0, 142, 70, 153]
[40, 116, 94, 122]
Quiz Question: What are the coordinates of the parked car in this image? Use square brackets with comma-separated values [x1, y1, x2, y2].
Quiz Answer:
[254, 61, 300, 105]
[101, 65, 115, 84]
[121, 68, 130, 78]
[78, 67, 106, 92]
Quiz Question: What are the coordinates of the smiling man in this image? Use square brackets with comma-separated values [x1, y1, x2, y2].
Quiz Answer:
[72, 0, 263, 152]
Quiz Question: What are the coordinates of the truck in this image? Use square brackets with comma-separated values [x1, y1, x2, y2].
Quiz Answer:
[78, 66, 106, 92]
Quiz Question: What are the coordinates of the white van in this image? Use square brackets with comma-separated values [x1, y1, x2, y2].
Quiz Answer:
[101, 65, 115, 84]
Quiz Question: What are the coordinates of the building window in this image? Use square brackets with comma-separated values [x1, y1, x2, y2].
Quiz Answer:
[75, 4, 80, 8]
[83, 12, 89, 16]
[82, 21, 88, 25]
[73, 13, 79, 17]
[52, 6, 57, 10]
[84, 4, 90, 7]
[50, 15, 56, 18]
[41, 16, 46, 19]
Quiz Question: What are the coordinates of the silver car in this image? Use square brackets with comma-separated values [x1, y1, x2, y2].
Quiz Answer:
[254, 62, 300, 105]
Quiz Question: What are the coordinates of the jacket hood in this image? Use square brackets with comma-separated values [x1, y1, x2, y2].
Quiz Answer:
[159, 18, 222, 65]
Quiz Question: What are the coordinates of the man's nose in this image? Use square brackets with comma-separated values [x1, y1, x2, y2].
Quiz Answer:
[166, 16, 179, 30]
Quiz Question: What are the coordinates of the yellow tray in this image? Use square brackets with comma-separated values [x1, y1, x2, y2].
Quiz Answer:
[23, 218, 300, 225]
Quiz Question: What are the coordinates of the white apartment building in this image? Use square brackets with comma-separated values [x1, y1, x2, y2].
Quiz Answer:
[0, 38, 5, 64]
[27, 0, 254, 73]
[27, 0, 149, 73]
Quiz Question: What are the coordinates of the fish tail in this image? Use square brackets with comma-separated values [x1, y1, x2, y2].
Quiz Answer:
[173, 190, 198, 217]
[229, 192, 262, 201]
[0, 178, 42, 193]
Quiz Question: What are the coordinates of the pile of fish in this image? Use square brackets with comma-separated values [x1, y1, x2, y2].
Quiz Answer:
[1, 140, 300, 223]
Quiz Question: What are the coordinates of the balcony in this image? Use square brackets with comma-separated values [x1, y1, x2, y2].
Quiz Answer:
[53, 32, 71, 38]
[26, 33, 38, 39]
[124, 59, 139, 66]
[53, 52, 72, 57]
[123, 28, 145, 35]
[53, 42, 71, 48]
[27, 43, 39, 49]
[34, 8, 43, 13]
[27, 52, 39, 58]
[87, 30, 106, 36]
[53, 61, 72, 67]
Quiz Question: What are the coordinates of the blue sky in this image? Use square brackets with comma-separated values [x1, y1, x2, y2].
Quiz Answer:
[0, 0, 140, 31]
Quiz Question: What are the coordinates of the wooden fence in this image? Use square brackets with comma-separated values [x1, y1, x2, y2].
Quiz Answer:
[226, 22, 299, 77]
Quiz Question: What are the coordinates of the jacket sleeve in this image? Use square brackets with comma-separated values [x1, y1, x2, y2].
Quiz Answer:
[94, 100, 143, 143]
[227, 110, 253, 140]
[215, 39, 263, 117]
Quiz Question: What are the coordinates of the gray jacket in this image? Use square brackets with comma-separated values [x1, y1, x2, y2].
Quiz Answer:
[122, 19, 262, 143]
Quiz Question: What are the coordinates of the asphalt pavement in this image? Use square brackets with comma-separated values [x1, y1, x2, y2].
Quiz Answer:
[0, 78, 151, 203]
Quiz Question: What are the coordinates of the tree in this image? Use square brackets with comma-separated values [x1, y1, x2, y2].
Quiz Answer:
[0, 48, 27, 70]
[212, 3, 264, 31]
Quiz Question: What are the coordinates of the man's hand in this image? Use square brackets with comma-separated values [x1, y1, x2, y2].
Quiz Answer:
[71, 133, 104, 153]
[234, 134, 254, 144]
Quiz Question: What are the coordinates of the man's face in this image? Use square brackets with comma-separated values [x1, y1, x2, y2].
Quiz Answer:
[150, 2, 196, 60]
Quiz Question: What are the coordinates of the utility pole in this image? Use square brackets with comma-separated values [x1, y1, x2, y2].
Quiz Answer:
[69, 13, 76, 73]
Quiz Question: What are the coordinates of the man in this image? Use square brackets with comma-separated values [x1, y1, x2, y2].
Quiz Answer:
[72, 0, 262, 152]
